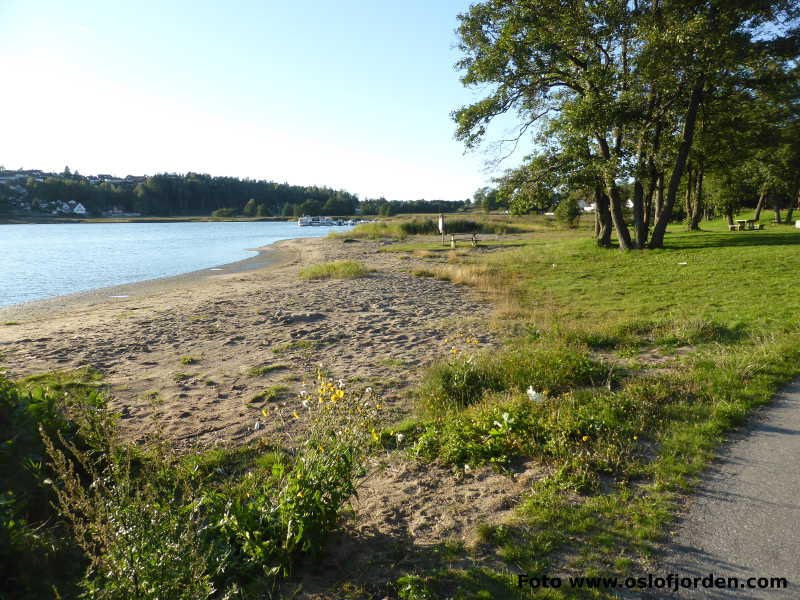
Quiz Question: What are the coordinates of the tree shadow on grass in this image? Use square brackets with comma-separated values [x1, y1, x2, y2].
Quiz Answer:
[665, 231, 800, 251]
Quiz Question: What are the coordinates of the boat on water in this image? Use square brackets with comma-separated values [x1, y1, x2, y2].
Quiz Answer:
[297, 216, 370, 227]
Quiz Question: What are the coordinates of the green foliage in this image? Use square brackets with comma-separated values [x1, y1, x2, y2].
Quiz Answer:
[418, 340, 607, 415]
[1, 371, 108, 599]
[41, 377, 378, 597]
[554, 194, 582, 228]
[299, 260, 370, 279]
[211, 207, 238, 218]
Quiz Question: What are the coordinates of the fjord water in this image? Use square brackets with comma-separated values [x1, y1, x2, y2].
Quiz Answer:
[0, 221, 349, 307]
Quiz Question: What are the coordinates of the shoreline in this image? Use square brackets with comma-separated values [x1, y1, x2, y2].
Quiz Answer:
[0, 241, 294, 323]
[0, 234, 496, 450]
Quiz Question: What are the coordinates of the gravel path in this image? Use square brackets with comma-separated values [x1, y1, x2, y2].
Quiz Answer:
[652, 379, 800, 599]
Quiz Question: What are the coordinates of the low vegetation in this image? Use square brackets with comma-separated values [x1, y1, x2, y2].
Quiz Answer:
[2, 372, 379, 599]
[338, 217, 527, 240]
[299, 260, 370, 279]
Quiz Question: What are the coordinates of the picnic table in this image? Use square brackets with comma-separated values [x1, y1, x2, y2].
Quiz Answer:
[732, 219, 763, 231]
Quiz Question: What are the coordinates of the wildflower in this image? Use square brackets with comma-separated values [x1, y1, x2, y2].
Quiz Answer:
[261, 407, 268, 417]
[450, 347, 458, 354]
[299, 389, 308, 397]
[633, 435, 638, 440]
[292, 411, 300, 419]
[371, 428, 380, 442]
[301, 399, 310, 409]
[526, 386, 543, 402]
[582, 435, 590, 442]
[365, 387, 373, 395]
[464, 464, 471, 472]
[396, 433, 405, 445]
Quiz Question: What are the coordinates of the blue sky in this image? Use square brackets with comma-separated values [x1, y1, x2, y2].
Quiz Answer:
[0, 1, 530, 200]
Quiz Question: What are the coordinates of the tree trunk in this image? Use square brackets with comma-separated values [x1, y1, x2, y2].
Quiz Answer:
[774, 193, 782, 224]
[689, 166, 704, 231]
[726, 207, 734, 226]
[753, 188, 767, 221]
[594, 187, 613, 247]
[654, 173, 664, 223]
[685, 164, 695, 229]
[596, 135, 633, 250]
[649, 76, 705, 248]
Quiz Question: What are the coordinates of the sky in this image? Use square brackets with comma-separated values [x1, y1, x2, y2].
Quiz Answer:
[0, 0, 531, 201]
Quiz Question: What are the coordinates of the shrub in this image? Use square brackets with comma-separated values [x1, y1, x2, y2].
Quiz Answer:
[554, 195, 582, 227]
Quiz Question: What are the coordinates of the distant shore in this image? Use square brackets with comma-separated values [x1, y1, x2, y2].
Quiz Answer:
[0, 215, 295, 225]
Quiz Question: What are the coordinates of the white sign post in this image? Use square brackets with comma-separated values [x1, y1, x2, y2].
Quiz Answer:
[438, 213, 445, 245]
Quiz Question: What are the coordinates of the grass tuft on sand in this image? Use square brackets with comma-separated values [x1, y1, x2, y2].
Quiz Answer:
[298, 260, 370, 279]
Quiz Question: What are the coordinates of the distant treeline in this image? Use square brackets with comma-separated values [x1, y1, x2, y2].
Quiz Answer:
[2, 171, 469, 217]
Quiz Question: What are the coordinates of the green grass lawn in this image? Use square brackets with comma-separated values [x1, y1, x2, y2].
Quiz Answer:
[387, 221, 800, 598]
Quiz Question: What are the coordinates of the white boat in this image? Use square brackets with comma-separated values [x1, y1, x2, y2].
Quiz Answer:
[298, 216, 312, 226]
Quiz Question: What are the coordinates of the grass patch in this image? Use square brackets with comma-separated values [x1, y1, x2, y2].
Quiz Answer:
[298, 260, 370, 279]
[417, 339, 608, 416]
[248, 385, 289, 403]
[248, 363, 289, 376]
[179, 356, 198, 365]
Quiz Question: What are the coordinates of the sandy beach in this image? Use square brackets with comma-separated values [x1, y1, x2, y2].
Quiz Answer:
[0, 234, 495, 449]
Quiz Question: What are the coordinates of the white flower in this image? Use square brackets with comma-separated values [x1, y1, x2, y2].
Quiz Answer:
[365, 387, 373, 396]
[527, 386, 543, 402]
[464, 464, 471, 472]
[396, 433, 405, 445]
[299, 389, 308, 397]
[301, 399, 310, 409]
[253, 419, 262, 431]
[337, 378, 346, 388]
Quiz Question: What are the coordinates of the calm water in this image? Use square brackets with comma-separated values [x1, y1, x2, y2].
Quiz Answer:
[0, 221, 350, 307]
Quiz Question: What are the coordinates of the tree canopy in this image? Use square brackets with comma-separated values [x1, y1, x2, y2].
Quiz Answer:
[453, 0, 800, 248]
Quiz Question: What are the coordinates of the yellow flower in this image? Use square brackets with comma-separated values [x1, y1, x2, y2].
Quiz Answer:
[633, 435, 638, 440]
[261, 408, 268, 417]
[292, 411, 300, 419]
[582, 435, 590, 442]
[444, 338, 449, 342]
[370, 428, 379, 442]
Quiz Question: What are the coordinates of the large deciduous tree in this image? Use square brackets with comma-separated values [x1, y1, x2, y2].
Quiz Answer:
[453, 0, 799, 249]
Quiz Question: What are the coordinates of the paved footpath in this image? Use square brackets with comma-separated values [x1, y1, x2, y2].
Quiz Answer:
[649, 379, 800, 599]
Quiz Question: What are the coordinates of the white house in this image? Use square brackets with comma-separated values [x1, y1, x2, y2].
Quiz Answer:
[73, 203, 87, 215]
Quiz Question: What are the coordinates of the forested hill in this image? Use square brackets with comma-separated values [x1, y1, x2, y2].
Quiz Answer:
[0, 170, 468, 217]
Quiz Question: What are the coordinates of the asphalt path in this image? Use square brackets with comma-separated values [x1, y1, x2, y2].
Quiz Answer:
[648, 379, 800, 599]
